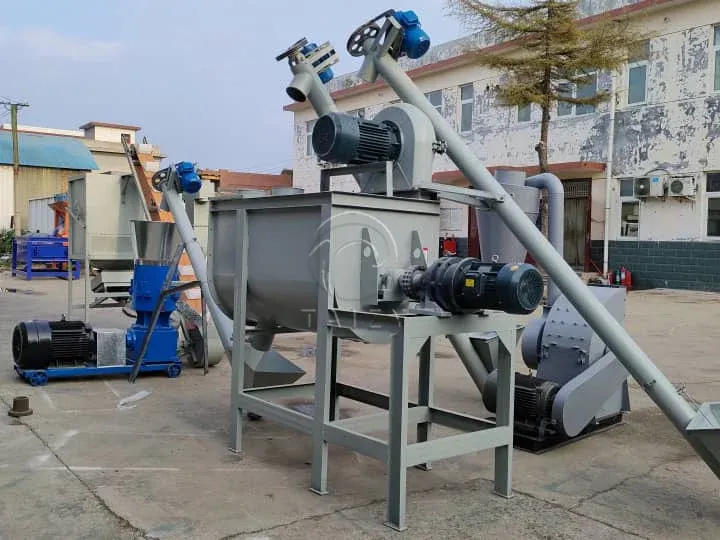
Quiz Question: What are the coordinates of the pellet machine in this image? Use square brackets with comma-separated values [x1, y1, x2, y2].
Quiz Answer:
[13, 220, 186, 385]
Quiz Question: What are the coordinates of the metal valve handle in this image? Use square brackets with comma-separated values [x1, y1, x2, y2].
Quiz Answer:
[275, 38, 309, 62]
[346, 9, 395, 57]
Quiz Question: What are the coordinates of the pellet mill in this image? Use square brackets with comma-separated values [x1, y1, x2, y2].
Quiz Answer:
[203, 8, 720, 531]
[11, 161, 305, 388]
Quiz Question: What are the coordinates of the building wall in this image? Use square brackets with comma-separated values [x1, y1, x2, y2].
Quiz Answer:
[14, 167, 84, 233]
[290, 0, 720, 251]
[87, 126, 136, 144]
[90, 151, 131, 173]
[0, 166, 12, 229]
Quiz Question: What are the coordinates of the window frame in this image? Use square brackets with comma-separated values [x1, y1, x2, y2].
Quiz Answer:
[706, 171, 720, 239]
[627, 40, 650, 106]
[618, 178, 640, 239]
[459, 83, 474, 133]
[424, 90, 443, 114]
[574, 72, 598, 116]
[556, 81, 574, 117]
[306, 119, 316, 157]
[517, 103, 531, 123]
[556, 73, 598, 116]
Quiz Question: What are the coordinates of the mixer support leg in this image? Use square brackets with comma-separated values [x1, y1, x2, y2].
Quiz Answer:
[329, 337, 340, 421]
[229, 209, 249, 454]
[493, 328, 516, 498]
[415, 336, 435, 471]
[310, 321, 333, 495]
[386, 328, 426, 531]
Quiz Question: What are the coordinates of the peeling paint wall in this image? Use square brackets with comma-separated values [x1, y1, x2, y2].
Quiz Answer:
[292, 0, 720, 244]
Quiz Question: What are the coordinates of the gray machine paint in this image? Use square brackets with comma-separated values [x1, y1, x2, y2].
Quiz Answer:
[477, 170, 539, 264]
[209, 191, 441, 337]
[155, 168, 305, 386]
[359, 13, 720, 477]
[209, 37, 531, 532]
[67, 172, 147, 320]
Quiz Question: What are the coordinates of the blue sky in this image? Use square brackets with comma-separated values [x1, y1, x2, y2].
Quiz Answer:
[0, 1, 466, 174]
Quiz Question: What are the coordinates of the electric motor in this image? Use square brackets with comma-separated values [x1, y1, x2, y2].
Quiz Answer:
[402, 257, 544, 315]
[311, 112, 402, 165]
[12, 320, 96, 370]
[483, 372, 560, 423]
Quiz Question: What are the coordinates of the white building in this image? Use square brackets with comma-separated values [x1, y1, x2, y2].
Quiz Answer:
[286, 0, 720, 291]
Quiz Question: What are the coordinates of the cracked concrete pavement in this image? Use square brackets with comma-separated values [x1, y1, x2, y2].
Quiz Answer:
[1, 273, 719, 539]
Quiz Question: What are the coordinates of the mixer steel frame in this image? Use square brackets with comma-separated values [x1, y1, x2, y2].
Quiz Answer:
[229, 208, 519, 531]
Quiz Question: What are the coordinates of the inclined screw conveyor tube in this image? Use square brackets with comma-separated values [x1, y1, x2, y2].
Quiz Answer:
[351, 9, 720, 476]
[154, 163, 234, 357]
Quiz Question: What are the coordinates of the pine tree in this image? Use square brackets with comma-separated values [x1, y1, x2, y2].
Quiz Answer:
[445, 0, 648, 172]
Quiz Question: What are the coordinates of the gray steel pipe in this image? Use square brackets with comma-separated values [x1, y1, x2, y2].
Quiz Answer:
[160, 184, 233, 356]
[525, 173, 565, 305]
[447, 334, 489, 392]
[288, 62, 339, 117]
[373, 53, 697, 436]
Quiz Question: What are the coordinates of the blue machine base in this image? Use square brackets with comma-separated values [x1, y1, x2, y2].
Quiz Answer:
[14, 362, 183, 386]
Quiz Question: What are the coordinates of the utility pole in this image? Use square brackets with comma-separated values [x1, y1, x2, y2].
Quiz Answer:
[1, 100, 29, 231]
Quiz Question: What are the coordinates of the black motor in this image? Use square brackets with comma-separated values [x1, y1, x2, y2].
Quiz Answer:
[311, 112, 402, 165]
[483, 372, 560, 422]
[401, 257, 544, 315]
[12, 319, 96, 370]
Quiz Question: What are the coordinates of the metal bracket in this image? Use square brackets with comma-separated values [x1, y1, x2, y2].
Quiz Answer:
[410, 230, 427, 268]
[421, 184, 504, 210]
[359, 227, 380, 308]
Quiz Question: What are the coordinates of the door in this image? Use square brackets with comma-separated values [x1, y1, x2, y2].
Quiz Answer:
[563, 179, 591, 270]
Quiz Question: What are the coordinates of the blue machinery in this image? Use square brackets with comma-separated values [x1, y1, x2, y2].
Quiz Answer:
[13, 220, 186, 385]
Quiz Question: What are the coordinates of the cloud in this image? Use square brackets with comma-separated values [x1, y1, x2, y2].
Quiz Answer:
[9, 27, 124, 62]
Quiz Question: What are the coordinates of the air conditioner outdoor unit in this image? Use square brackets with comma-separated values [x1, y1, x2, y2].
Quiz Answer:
[667, 175, 696, 197]
[633, 175, 665, 197]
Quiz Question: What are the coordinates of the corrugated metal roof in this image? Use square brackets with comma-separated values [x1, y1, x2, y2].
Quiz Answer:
[0, 130, 98, 170]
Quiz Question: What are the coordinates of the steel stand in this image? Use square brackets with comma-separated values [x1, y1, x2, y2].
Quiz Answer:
[230, 301, 518, 530]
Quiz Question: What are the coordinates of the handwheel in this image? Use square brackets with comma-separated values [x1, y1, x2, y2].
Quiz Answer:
[347, 23, 381, 57]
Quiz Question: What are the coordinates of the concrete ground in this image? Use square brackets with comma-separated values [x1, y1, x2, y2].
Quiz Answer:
[1, 271, 719, 539]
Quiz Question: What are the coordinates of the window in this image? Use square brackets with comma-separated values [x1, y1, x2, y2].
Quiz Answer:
[425, 90, 443, 114]
[518, 103, 531, 122]
[619, 178, 639, 237]
[347, 108, 365, 118]
[621, 202, 640, 237]
[575, 73, 597, 115]
[620, 178, 635, 197]
[714, 25, 720, 92]
[707, 172, 720, 237]
[120, 133, 131, 144]
[557, 83, 573, 117]
[459, 84, 474, 132]
[306, 119, 316, 156]
[557, 74, 598, 116]
[627, 40, 649, 105]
